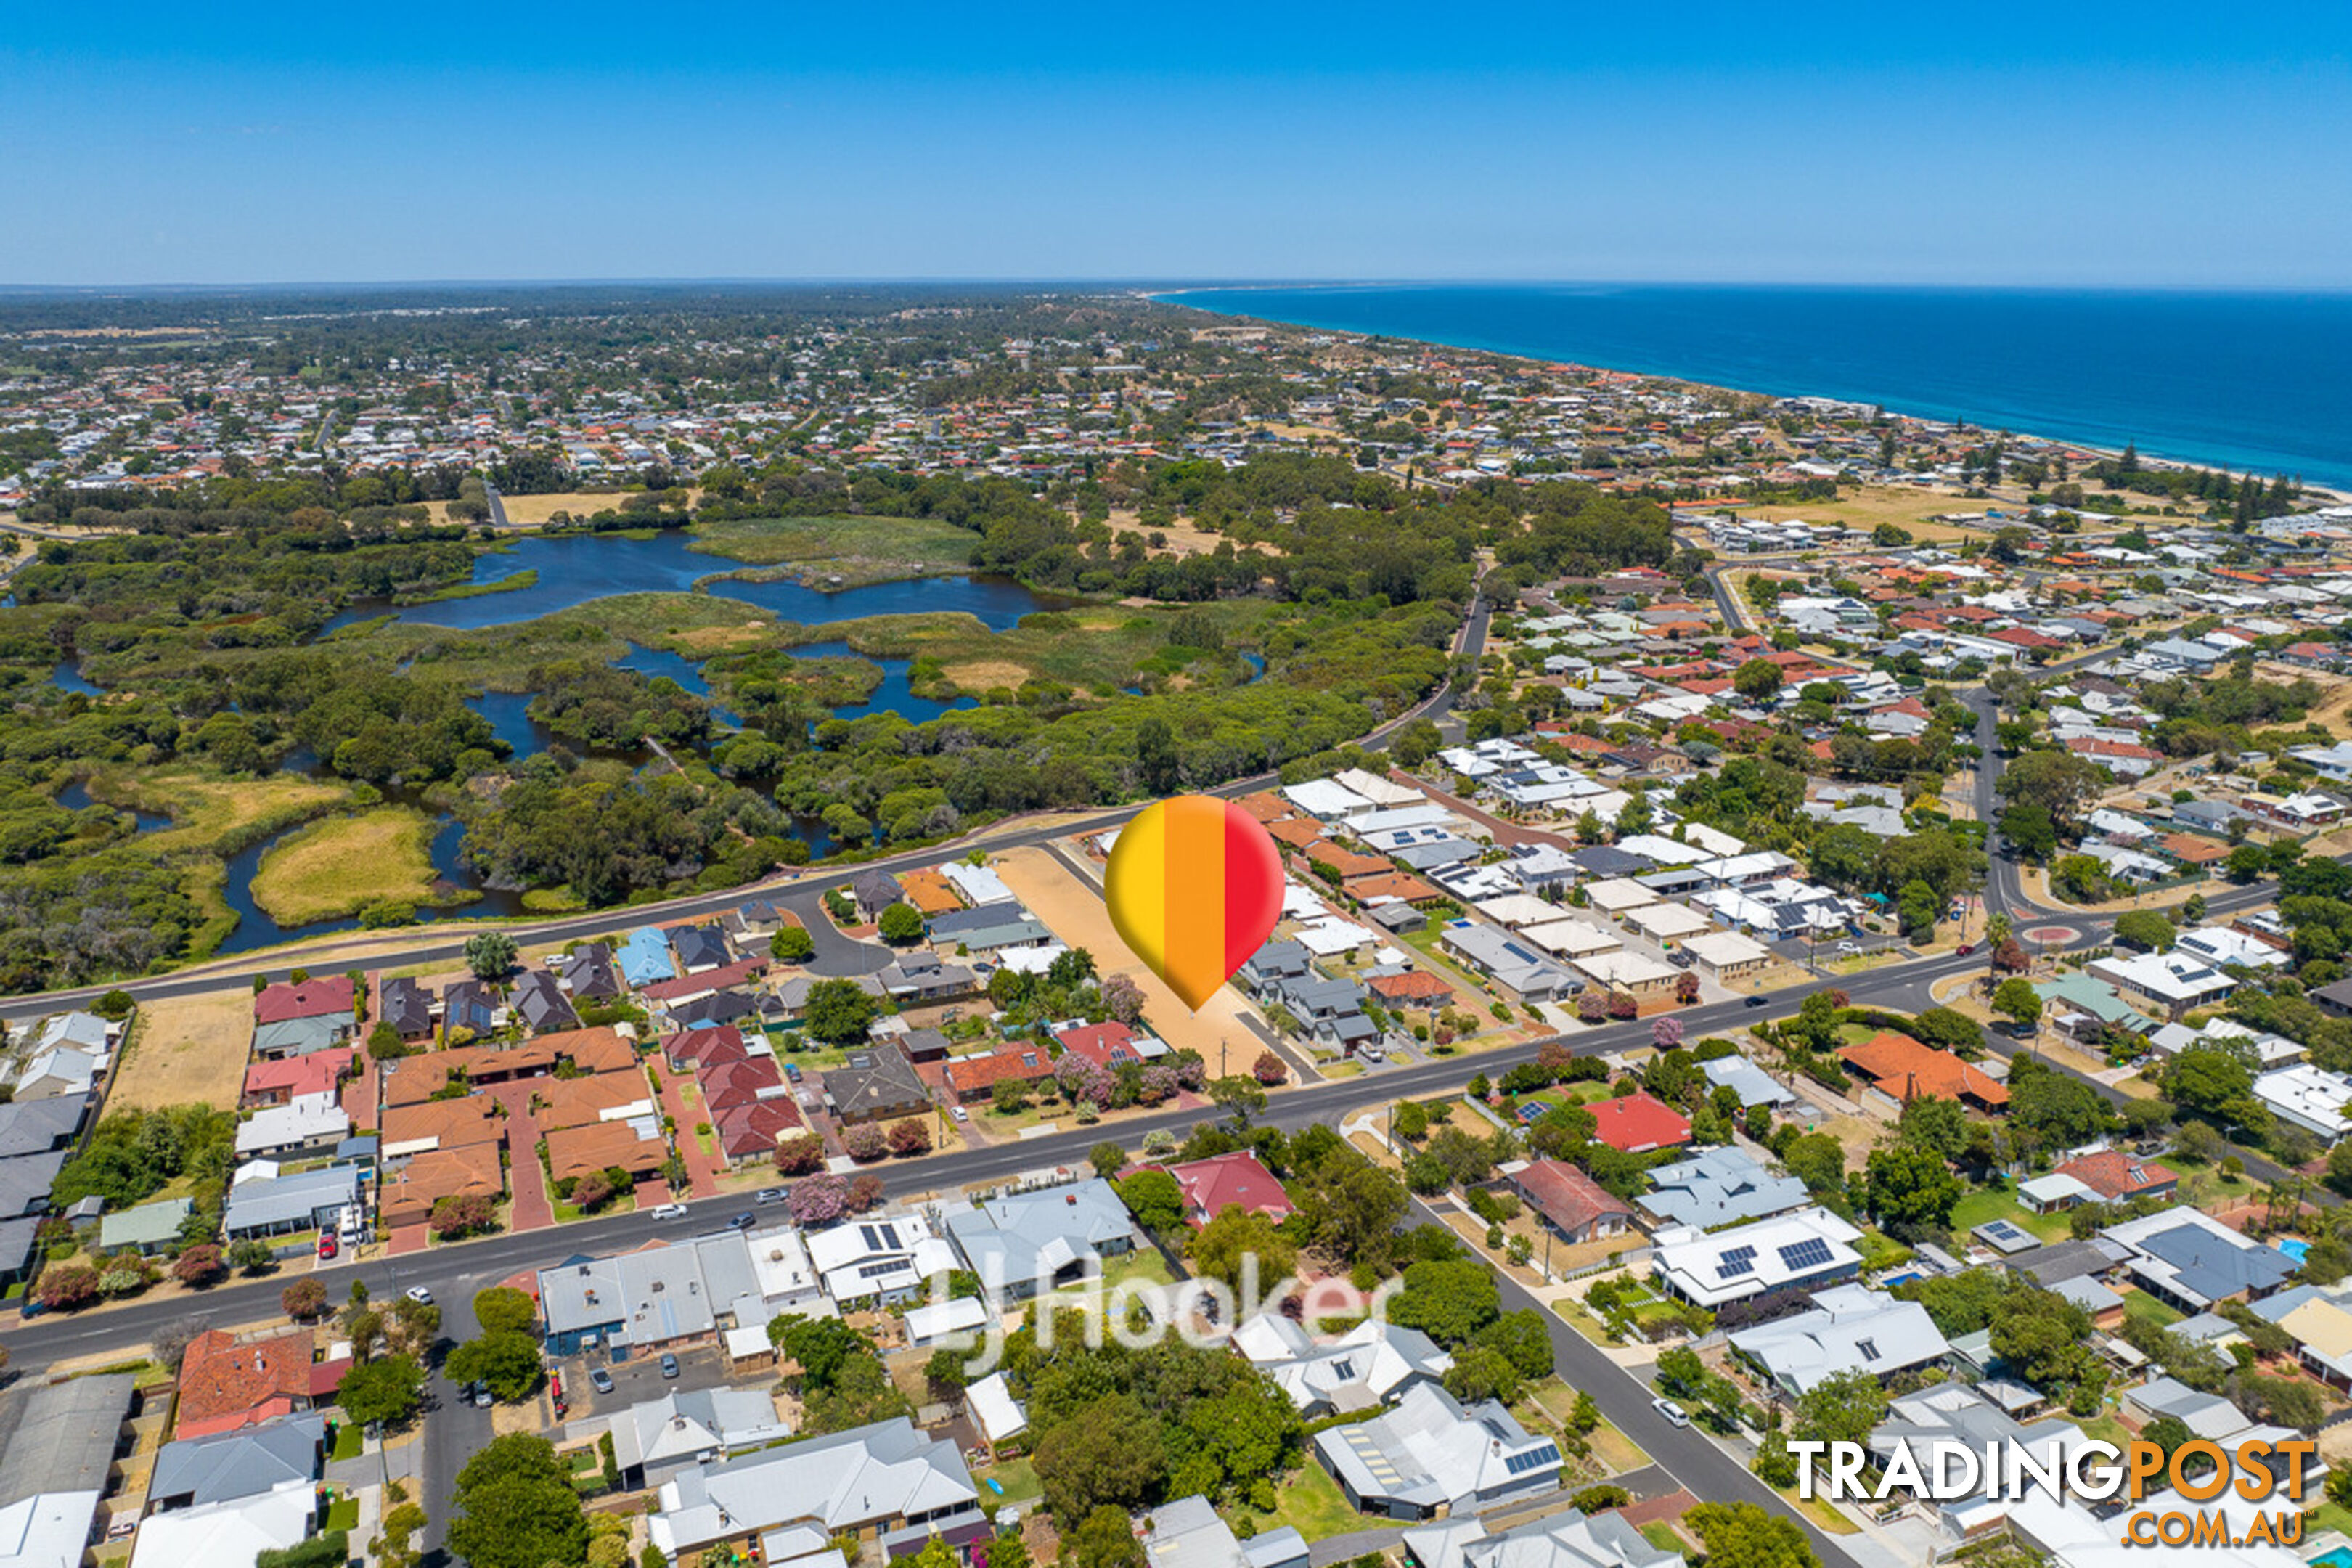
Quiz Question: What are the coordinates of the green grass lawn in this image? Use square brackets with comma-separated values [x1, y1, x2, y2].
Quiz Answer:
[324, 1496, 360, 1532]
[1948, 1188, 2073, 1244]
[1639, 1524, 1684, 1553]
[1253, 1459, 1363, 1541]
[2302, 1500, 2352, 1538]
[2120, 1289, 2185, 1329]
[1853, 1230, 1916, 1270]
[330, 1424, 363, 1462]
[976, 1456, 1041, 1508]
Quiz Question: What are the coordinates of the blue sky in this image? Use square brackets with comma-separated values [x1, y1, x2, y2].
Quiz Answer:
[3, 1, 2348, 287]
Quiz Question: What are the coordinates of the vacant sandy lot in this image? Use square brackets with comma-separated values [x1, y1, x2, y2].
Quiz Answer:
[994, 844, 1270, 1073]
[116, 989, 252, 1111]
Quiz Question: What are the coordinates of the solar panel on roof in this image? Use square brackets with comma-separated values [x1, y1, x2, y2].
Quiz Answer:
[1503, 1445, 1561, 1476]
[1717, 1242, 1757, 1280]
[1778, 1237, 1836, 1272]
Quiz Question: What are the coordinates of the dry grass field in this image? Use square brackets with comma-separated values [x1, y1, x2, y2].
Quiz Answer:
[250, 807, 444, 923]
[114, 989, 253, 1111]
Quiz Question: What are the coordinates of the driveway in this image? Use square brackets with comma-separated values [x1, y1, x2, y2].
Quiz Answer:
[654, 1071, 728, 1197]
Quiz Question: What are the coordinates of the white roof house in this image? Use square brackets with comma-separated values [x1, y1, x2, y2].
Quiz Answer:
[804, 1214, 959, 1306]
[1474, 894, 1567, 929]
[1728, 1284, 1951, 1397]
[1683, 928, 1771, 974]
[650, 1417, 981, 1560]
[1622, 902, 1714, 943]
[1582, 878, 1659, 915]
[2174, 926, 2290, 971]
[1282, 780, 1374, 820]
[1519, 920, 1622, 959]
[232, 1093, 351, 1159]
[941, 861, 1016, 907]
[0, 1491, 102, 1568]
[2253, 1065, 2352, 1143]
[1651, 1206, 1863, 1307]
[1231, 1314, 1455, 1416]
[1569, 950, 1680, 991]
[1332, 767, 1426, 809]
[2147, 1018, 2301, 1069]
[966, 1372, 1027, 1447]
[130, 1484, 312, 1568]
[2086, 950, 2237, 1017]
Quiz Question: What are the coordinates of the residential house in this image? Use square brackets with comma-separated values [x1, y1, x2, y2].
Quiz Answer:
[221, 1164, 364, 1240]
[1508, 1159, 1633, 1243]
[98, 1197, 192, 1257]
[147, 1414, 323, 1512]
[1837, 1031, 2010, 1113]
[1651, 1207, 1863, 1307]
[555, 942, 624, 1003]
[805, 1214, 959, 1307]
[1585, 1093, 1690, 1154]
[1399, 1508, 1682, 1568]
[376, 976, 434, 1042]
[849, 870, 906, 921]
[544, 1120, 671, 1187]
[1438, 921, 1583, 1001]
[2253, 1065, 2352, 1143]
[648, 1416, 984, 1562]
[1142, 1495, 1310, 1568]
[2053, 1149, 2180, 1206]
[439, 979, 501, 1040]
[1233, 1314, 1455, 1418]
[825, 1045, 931, 1124]
[511, 969, 580, 1034]
[2104, 1207, 2297, 1312]
[944, 1179, 1137, 1299]
[605, 1389, 795, 1490]
[1149, 1151, 1295, 1226]
[942, 1045, 1056, 1105]
[233, 1093, 350, 1162]
[2087, 950, 2238, 1020]
[1312, 1382, 1561, 1520]
[1729, 1285, 1951, 1399]
[171, 1330, 348, 1440]
[1638, 1147, 1810, 1231]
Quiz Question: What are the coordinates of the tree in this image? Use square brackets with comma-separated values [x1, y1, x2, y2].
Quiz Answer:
[1910, 1007, 1983, 1054]
[171, 1244, 226, 1288]
[1895, 1095, 1968, 1161]
[1863, 1143, 1964, 1235]
[803, 979, 879, 1045]
[1034, 1395, 1167, 1522]
[473, 1286, 537, 1337]
[2114, 910, 2177, 952]
[446, 1331, 544, 1402]
[1732, 659, 1785, 703]
[1782, 1132, 1846, 1195]
[769, 1314, 870, 1387]
[776, 1134, 828, 1175]
[926, 1346, 971, 1399]
[989, 1077, 1031, 1116]
[1209, 1076, 1268, 1124]
[886, 1118, 931, 1156]
[1252, 1050, 1286, 1085]
[1992, 977, 2043, 1030]
[787, 1174, 851, 1226]
[1067, 1505, 1147, 1568]
[463, 931, 518, 980]
[1687, 1503, 1821, 1568]
[770, 926, 815, 963]
[1793, 1370, 1890, 1448]
[282, 1278, 328, 1320]
[877, 903, 926, 944]
[1137, 718, 1182, 796]
[842, 1124, 887, 1161]
[430, 1192, 496, 1238]
[337, 1354, 425, 1429]
[1996, 802, 2058, 862]
[445, 1434, 589, 1568]
[1116, 1169, 1185, 1234]
[1187, 1204, 1297, 1291]
[1389, 1258, 1501, 1346]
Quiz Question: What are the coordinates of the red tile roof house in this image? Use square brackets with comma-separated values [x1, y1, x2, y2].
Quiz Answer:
[662, 1025, 749, 1071]
[1055, 1021, 1144, 1071]
[173, 1328, 349, 1439]
[1366, 971, 1457, 1011]
[1148, 1151, 1296, 1227]
[1585, 1092, 1693, 1154]
[2055, 1149, 2180, 1205]
[942, 1045, 1057, 1103]
[253, 977, 354, 1025]
[714, 1099, 805, 1165]
[241, 1048, 354, 1108]
[1511, 1159, 1636, 1242]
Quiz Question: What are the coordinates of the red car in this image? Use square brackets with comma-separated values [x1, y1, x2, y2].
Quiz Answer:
[317, 1234, 338, 1261]
[1956, 943, 1975, 956]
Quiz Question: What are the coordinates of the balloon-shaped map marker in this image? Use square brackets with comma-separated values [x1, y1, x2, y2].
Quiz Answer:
[1105, 795, 1286, 1011]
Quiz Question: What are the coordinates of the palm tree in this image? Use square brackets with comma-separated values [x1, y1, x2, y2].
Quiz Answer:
[1984, 912, 2012, 992]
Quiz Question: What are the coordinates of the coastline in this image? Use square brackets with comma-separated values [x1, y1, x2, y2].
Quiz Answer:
[1151, 284, 2352, 501]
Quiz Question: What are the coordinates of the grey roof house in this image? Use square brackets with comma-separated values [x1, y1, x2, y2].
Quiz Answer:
[149, 1413, 324, 1512]
[944, 1180, 1136, 1299]
[1312, 1382, 1561, 1520]
[648, 1416, 983, 1561]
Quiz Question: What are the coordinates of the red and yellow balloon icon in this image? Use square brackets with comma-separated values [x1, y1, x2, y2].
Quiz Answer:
[1106, 796, 1286, 1010]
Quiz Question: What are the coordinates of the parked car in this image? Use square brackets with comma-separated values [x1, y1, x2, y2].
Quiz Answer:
[755, 1188, 786, 1205]
[728, 1212, 755, 1230]
[784, 1063, 803, 1083]
[404, 1286, 433, 1304]
[589, 1368, 615, 1395]
[317, 1234, 338, 1261]
[1668, 950, 1696, 968]
[950, 1106, 969, 1123]
[661, 1353, 680, 1379]
[1653, 1397, 1691, 1428]
[1744, 995, 1769, 1008]
[467, 1381, 493, 1408]
[651, 1203, 687, 1220]
[1836, 940, 1862, 955]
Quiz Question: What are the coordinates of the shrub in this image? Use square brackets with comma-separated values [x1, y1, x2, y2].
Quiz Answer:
[34, 1263, 101, 1310]
[282, 1278, 329, 1320]
[842, 1124, 887, 1162]
[775, 1134, 828, 1175]
[887, 1119, 931, 1157]
[172, 1244, 226, 1288]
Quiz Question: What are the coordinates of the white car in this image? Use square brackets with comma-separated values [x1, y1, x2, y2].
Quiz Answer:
[404, 1286, 434, 1304]
[950, 1106, 969, 1123]
[1652, 1397, 1691, 1428]
[651, 1203, 687, 1220]
[1836, 940, 1862, 955]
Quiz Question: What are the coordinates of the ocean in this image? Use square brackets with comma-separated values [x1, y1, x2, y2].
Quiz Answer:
[1153, 285, 2352, 493]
